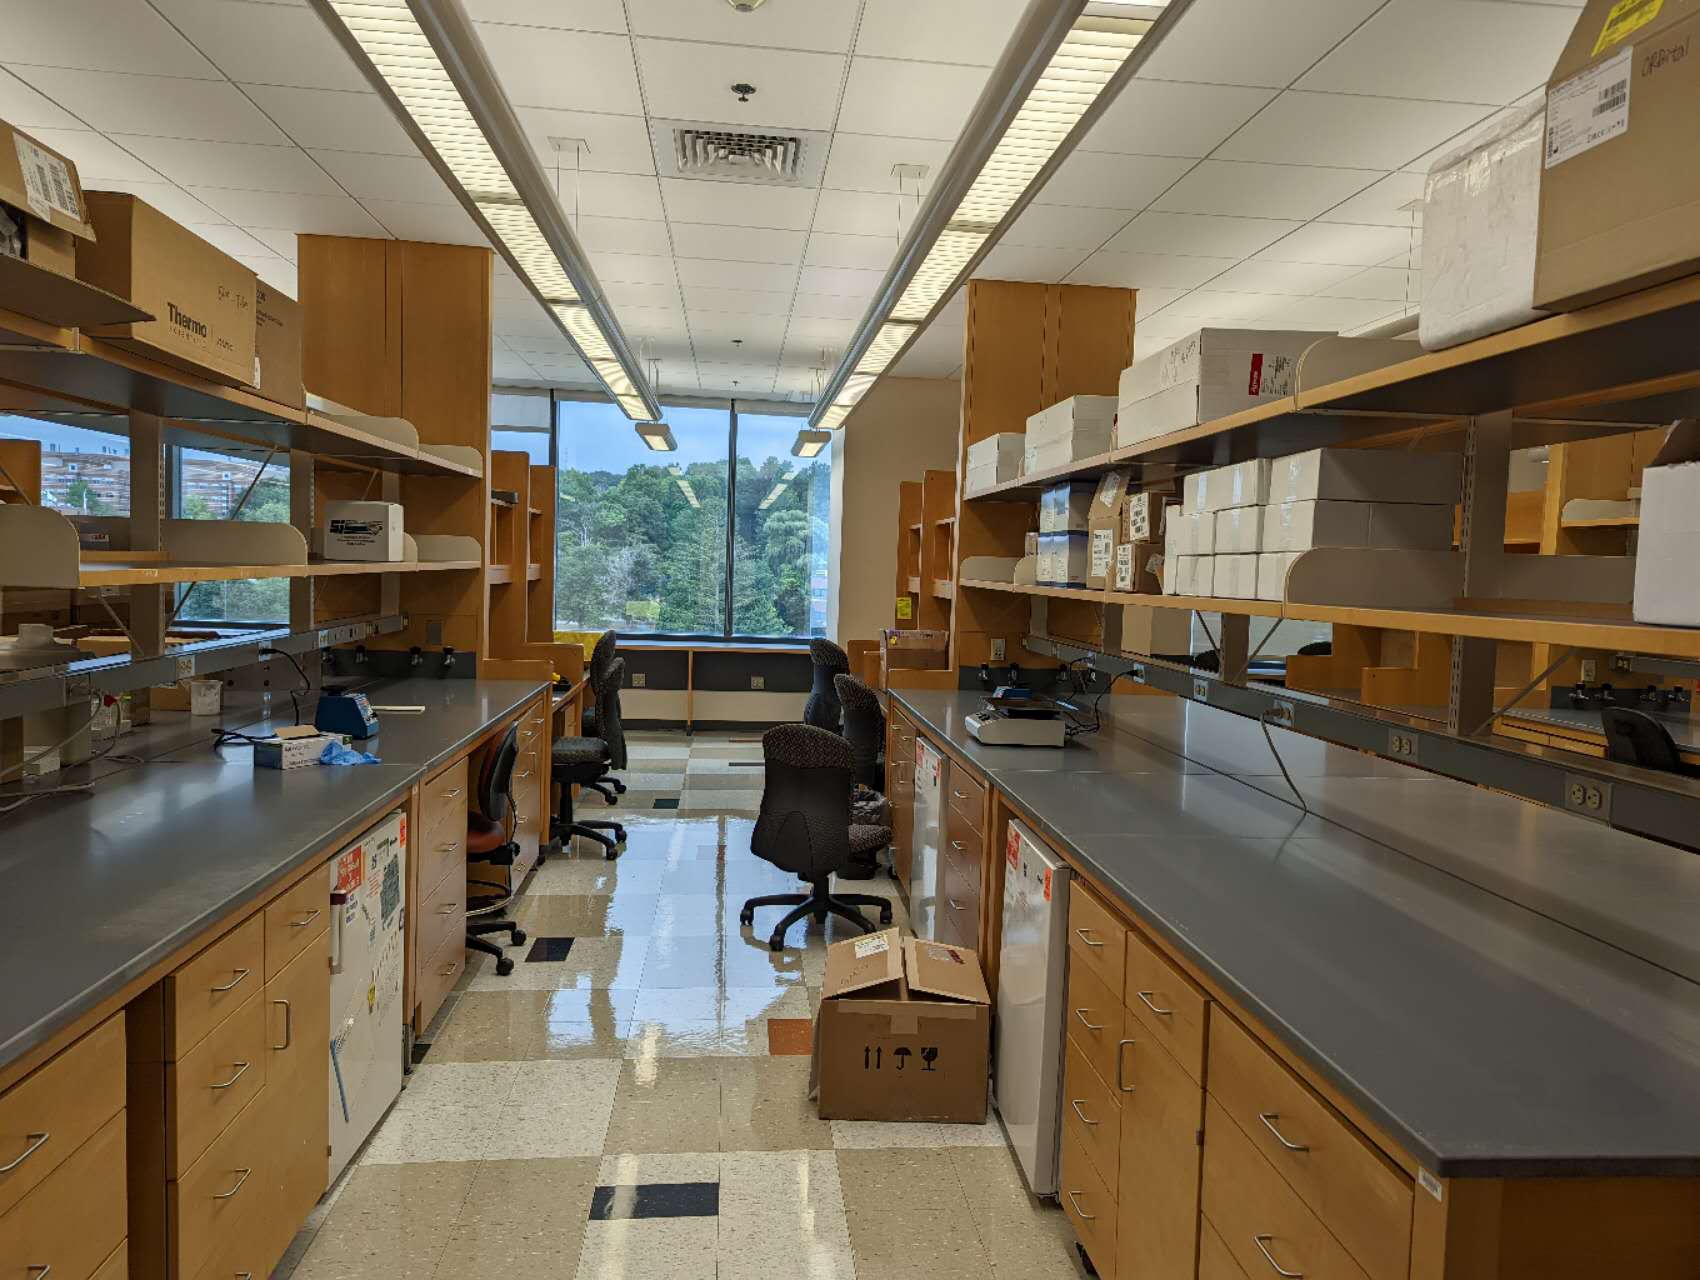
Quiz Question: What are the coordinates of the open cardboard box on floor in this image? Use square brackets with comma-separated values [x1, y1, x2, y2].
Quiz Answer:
[811, 928, 991, 1124]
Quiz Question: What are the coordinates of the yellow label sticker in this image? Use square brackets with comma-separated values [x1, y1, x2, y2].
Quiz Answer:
[895, 595, 913, 621]
[1594, 0, 1662, 55]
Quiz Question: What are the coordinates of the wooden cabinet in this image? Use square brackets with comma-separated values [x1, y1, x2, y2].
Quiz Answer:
[1123, 925, 1209, 1086]
[939, 801, 983, 952]
[165, 991, 267, 1178]
[1063, 1035, 1121, 1194]
[1198, 1218, 1250, 1280]
[171, 1090, 272, 1280]
[262, 926, 331, 1268]
[1065, 953, 1126, 1094]
[0, 1110, 127, 1280]
[0, 1014, 124, 1216]
[1067, 880, 1128, 1000]
[1061, 1117, 1119, 1278]
[164, 916, 264, 1058]
[416, 754, 471, 1034]
[945, 759, 986, 836]
[1116, 1020, 1204, 1280]
[886, 709, 917, 891]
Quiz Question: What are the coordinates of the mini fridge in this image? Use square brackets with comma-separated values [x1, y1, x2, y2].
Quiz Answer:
[328, 810, 407, 1181]
[993, 817, 1072, 1195]
[910, 739, 943, 939]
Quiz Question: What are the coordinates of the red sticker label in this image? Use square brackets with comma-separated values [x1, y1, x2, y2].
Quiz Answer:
[1248, 352, 1264, 396]
[1043, 868, 1053, 901]
[1006, 826, 1020, 869]
[335, 846, 363, 893]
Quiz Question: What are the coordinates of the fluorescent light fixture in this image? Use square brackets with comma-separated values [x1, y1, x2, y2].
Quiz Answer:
[314, 0, 660, 421]
[807, 0, 1182, 430]
[636, 421, 676, 451]
[666, 464, 700, 508]
[791, 429, 831, 458]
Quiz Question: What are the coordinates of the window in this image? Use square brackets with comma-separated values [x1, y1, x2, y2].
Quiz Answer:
[0, 417, 130, 515]
[174, 447, 291, 625]
[552, 398, 831, 640]
[490, 390, 552, 465]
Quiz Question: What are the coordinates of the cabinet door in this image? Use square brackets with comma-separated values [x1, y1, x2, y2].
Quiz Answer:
[1115, 1032, 1204, 1280]
[263, 927, 331, 1269]
[888, 757, 914, 890]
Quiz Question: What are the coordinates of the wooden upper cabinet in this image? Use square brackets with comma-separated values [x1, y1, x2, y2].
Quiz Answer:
[298, 234, 401, 417]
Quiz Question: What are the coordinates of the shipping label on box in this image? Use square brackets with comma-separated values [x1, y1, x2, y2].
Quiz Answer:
[1114, 538, 1162, 594]
[1122, 492, 1167, 542]
[1087, 522, 1116, 590]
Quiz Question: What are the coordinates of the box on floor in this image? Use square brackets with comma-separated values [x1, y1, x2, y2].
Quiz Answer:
[811, 929, 991, 1124]
[1116, 329, 1330, 448]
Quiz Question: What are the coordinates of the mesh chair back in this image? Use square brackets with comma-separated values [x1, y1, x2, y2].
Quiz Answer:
[803, 638, 851, 731]
[750, 724, 852, 881]
[598, 656, 628, 771]
[476, 722, 520, 823]
[1602, 706, 1684, 771]
[834, 673, 884, 784]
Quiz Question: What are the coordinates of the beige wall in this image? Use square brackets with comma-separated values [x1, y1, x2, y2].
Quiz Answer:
[828, 375, 962, 645]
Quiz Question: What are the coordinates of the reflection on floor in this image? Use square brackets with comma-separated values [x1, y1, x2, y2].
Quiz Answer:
[278, 730, 1086, 1279]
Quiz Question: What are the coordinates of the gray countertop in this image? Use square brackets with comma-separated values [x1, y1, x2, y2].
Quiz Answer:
[0, 676, 546, 1073]
[892, 688, 1700, 1177]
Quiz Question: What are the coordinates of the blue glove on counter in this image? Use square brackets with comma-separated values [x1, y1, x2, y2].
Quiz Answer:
[320, 740, 381, 766]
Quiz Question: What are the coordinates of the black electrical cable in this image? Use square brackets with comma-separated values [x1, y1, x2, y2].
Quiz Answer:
[264, 646, 312, 726]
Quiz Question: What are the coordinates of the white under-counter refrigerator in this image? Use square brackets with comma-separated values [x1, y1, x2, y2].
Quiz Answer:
[910, 738, 944, 939]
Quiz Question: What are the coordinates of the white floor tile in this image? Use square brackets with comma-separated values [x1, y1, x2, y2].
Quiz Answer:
[478, 1058, 621, 1160]
[576, 1218, 719, 1279]
[830, 1115, 1009, 1150]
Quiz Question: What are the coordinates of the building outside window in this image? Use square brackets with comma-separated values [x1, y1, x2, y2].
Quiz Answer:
[174, 447, 291, 625]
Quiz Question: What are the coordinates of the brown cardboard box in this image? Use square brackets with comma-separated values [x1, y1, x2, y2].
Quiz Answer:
[1086, 469, 1136, 590]
[1113, 538, 1163, 595]
[255, 282, 304, 408]
[0, 119, 94, 277]
[1534, 0, 1700, 310]
[811, 929, 991, 1124]
[76, 191, 257, 385]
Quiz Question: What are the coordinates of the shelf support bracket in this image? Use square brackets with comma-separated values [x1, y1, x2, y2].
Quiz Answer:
[1449, 412, 1513, 734]
[1219, 613, 1251, 687]
[289, 449, 315, 633]
[128, 412, 168, 722]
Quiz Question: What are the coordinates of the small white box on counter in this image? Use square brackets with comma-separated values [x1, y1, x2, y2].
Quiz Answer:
[1116, 328, 1331, 447]
[1267, 448, 1461, 506]
[1256, 551, 1301, 602]
[255, 729, 337, 770]
[1212, 553, 1259, 600]
[322, 500, 404, 561]
[1634, 424, 1700, 626]
[967, 432, 1026, 478]
[1039, 482, 1096, 533]
[1185, 459, 1270, 513]
[1214, 506, 1262, 554]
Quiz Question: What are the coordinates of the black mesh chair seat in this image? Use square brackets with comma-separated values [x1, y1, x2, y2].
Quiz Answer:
[552, 736, 609, 770]
[849, 823, 891, 855]
[549, 656, 627, 859]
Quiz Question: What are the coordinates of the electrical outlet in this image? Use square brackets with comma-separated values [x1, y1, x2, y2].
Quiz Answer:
[631, 672, 646, 688]
[989, 638, 1006, 662]
[1580, 658, 1597, 683]
[750, 674, 765, 690]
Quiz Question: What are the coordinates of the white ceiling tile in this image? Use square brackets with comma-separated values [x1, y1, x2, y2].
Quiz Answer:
[1296, 0, 1578, 105]
[560, 171, 665, 221]
[695, 361, 777, 392]
[660, 179, 818, 231]
[1256, 295, 1401, 330]
[972, 243, 1088, 284]
[670, 222, 806, 264]
[0, 0, 217, 78]
[637, 335, 695, 361]
[803, 231, 897, 272]
[149, 0, 373, 92]
[635, 39, 845, 132]
[244, 227, 300, 259]
[493, 298, 562, 339]
[812, 188, 911, 237]
[114, 136, 340, 195]
[853, 0, 1030, 65]
[837, 57, 989, 141]
[1135, 312, 1214, 344]
[1382, 241, 1422, 271]
[310, 151, 454, 205]
[593, 252, 680, 285]
[1253, 221, 1420, 266]
[1034, 151, 1193, 213]
[1103, 210, 1300, 258]
[245, 85, 418, 157]
[1137, 0, 1386, 89]
[476, 24, 643, 114]
[186, 222, 277, 260]
[1129, 287, 1187, 316]
[684, 286, 794, 316]
[1064, 250, 1237, 290]
[1206, 258, 1359, 295]
[797, 264, 884, 298]
[618, 304, 687, 335]
[1001, 204, 1130, 251]
[603, 280, 682, 310]
[184, 187, 387, 235]
[689, 311, 787, 344]
[791, 291, 871, 320]
[517, 106, 656, 177]
[1154, 160, 1382, 221]
[784, 314, 857, 350]
[1085, 80, 1278, 159]
[23, 129, 160, 182]
[494, 353, 537, 380]
[85, 178, 227, 225]
[0, 68, 84, 129]
[628, 0, 857, 52]
[1162, 290, 1280, 322]
[1215, 92, 1494, 170]
[820, 132, 951, 196]
[576, 215, 673, 256]
[1319, 265, 1421, 302]
[10, 67, 287, 144]
[462, 0, 628, 33]
[245, 256, 297, 296]
[361, 198, 487, 246]
[676, 258, 797, 292]
[656, 364, 701, 393]
[1315, 171, 1426, 226]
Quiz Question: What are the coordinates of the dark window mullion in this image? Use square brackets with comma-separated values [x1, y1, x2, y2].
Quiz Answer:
[724, 399, 738, 641]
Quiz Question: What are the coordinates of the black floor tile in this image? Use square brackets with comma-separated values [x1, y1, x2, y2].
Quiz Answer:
[410, 1040, 431, 1065]
[525, 936, 576, 962]
[652, 797, 680, 809]
[589, 1181, 720, 1221]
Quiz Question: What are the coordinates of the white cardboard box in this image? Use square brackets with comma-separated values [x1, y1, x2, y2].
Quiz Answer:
[1262, 499, 1455, 551]
[1116, 328, 1331, 447]
[255, 732, 337, 770]
[1419, 101, 1546, 351]
[965, 462, 1005, 496]
[1214, 506, 1262, 554]
[1039, 482, 1096, 533]
[323, 500, 404, 562]
[967, 432, 1025, 477]
[1024, 424, 1115, 476]
[1257, 551, 1301, 602]
[1213, 553, 1259, 600]
[1633, 426, 1700, 626]
[1164, 509, 1214, 558]
[1186, 459, 1270, 513]
[1027, 395, 1117, 444]
[1165, 554, 1198, 596]
[1267, 449, 1461, 506]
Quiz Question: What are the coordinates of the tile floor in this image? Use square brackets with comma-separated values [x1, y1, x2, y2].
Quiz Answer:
[278, 730, 1087, 1280]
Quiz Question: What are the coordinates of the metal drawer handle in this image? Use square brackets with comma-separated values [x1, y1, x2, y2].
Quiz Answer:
[952, 789, 967, 799]
[948, 899, 965, 911]
[273, 998, 292, 1051]
[1135, 990, 1173, 1017]
[1253, 1235, 1302, 1278]
[520, 728, 537, 740]
[437, 902, 460, 914]
[210, 968, 250, 993]
[27, 1267, 50, 1278]
[1073, 1008, 1105, 1032]
[1069, 1099, 1097, 1126]
[1066, 1191, 1096, 1221]
[438, 840, 460, 852]
[1258, 1112, 1309, 1152]
[1074, 928, 1104, 949]
[212, 1167, 252, 1200]
[1115, 1039, 1136, 1093]
[440, 961, 458, 977]
[236, 1273, 254, 1279]
[289, 908, 322, 930]
[0, 1132, 48, 1172]
[210, 1061, 251, 1090]
[949, 840, 966, 851]
[441, 787, 463, 799]
[515, 769, 534, 779]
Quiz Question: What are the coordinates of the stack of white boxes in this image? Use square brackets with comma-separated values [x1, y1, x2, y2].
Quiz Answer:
[1163, 449, 1462, 600]
[966, 433, 1025, 495]
[1025, 395, 1117, 475]
[1116, 329, 1332, 448]
[1037, 481, 1095, 586]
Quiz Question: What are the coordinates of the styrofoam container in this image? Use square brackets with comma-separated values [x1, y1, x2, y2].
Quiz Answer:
[1214, 506, 1262, 554]
[1212, 553, 1259, 600]
[1185, 460, 1270, 513]
[1257, 551, 1301, 601]
[1116, 328, 1331, 447]
[1266, 449, 1461, 506]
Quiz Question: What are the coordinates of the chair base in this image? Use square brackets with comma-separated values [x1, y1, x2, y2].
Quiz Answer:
[740, 880, 894, 952]
[589, 781, 618, 805]
[550, 817, 624, 859]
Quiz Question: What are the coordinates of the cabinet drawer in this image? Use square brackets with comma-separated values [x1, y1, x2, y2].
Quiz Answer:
[418, 825, 467, 902]
[1067, 881, 1127, 1002]
[91, 1241, 128, 1280]
[419, 866, 468, 964]
[1208, 1014, 1411, 1280]
[1123, 926, 1209, 1084]
[1202, 1098, 1372, 1280]
[263, 863, 330, 981]
[416, 928, 465, 1032]
[1063, 1035, 1121, 1195]
[943, 801, 981, 883]
[945, 761, 986, 836]
[1117, 1032, 1204, 1280]
[172, 1091, 271, 1280]
[168, 991, 268, 1178]
[167, 915, 265, 1057]
[1199, 1218, 1250, 1280]
[0, 1109, 127, 1280]
[1060, 1116, 1117, 1279]
[419, 757, 470, 840]
[0, 1014, 124, 1218]
[189, 1222, 273, 1280]
[266, 935, 331, 1266]
[1065, 957, 1126, 1092]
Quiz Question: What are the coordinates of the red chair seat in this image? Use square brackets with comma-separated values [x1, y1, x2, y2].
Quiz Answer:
[467, 811, 505, 856]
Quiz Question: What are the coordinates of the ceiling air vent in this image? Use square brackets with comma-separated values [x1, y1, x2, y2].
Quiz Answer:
[652, 119, 829, 188]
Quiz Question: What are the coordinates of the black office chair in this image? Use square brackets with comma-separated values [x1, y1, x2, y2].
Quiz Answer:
[580, 631, 623, 799]
[551, 656, 627, 858]
[739, 724, 895, 952]
[834, 672, 885, 790]
[1602, 707, 1699, 776]
[803, 638, 850, 731]
[466, 723, 528, 977]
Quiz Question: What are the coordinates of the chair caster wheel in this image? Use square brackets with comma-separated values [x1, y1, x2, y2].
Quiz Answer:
[495, 957, 515, 977]
[511, 929, 527, 945]
[739, 909, 755, 927]
[768, 934, 785, 952]
[879, 905, 894, 924]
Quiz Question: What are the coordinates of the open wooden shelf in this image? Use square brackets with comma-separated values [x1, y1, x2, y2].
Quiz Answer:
[78, 559, 480, 588]
[527, 562, 542, 581]
[934, 515, 956, 527]
[487, 564, 513, 585]
[1562, 515, 1640, 529]
[906, 575, 921, 593]
[931, 579, 955, 600]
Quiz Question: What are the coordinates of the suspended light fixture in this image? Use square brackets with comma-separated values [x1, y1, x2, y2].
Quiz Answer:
[635, 421, 677, 452]
[807, 0, 1183, 430]
[791, 429, 831, 458]
[312, 0, 661, 422]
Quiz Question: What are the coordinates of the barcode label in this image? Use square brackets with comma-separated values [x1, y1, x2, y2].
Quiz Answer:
[1546, 46, 1632, 169]
[13, 134, 81, 222]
